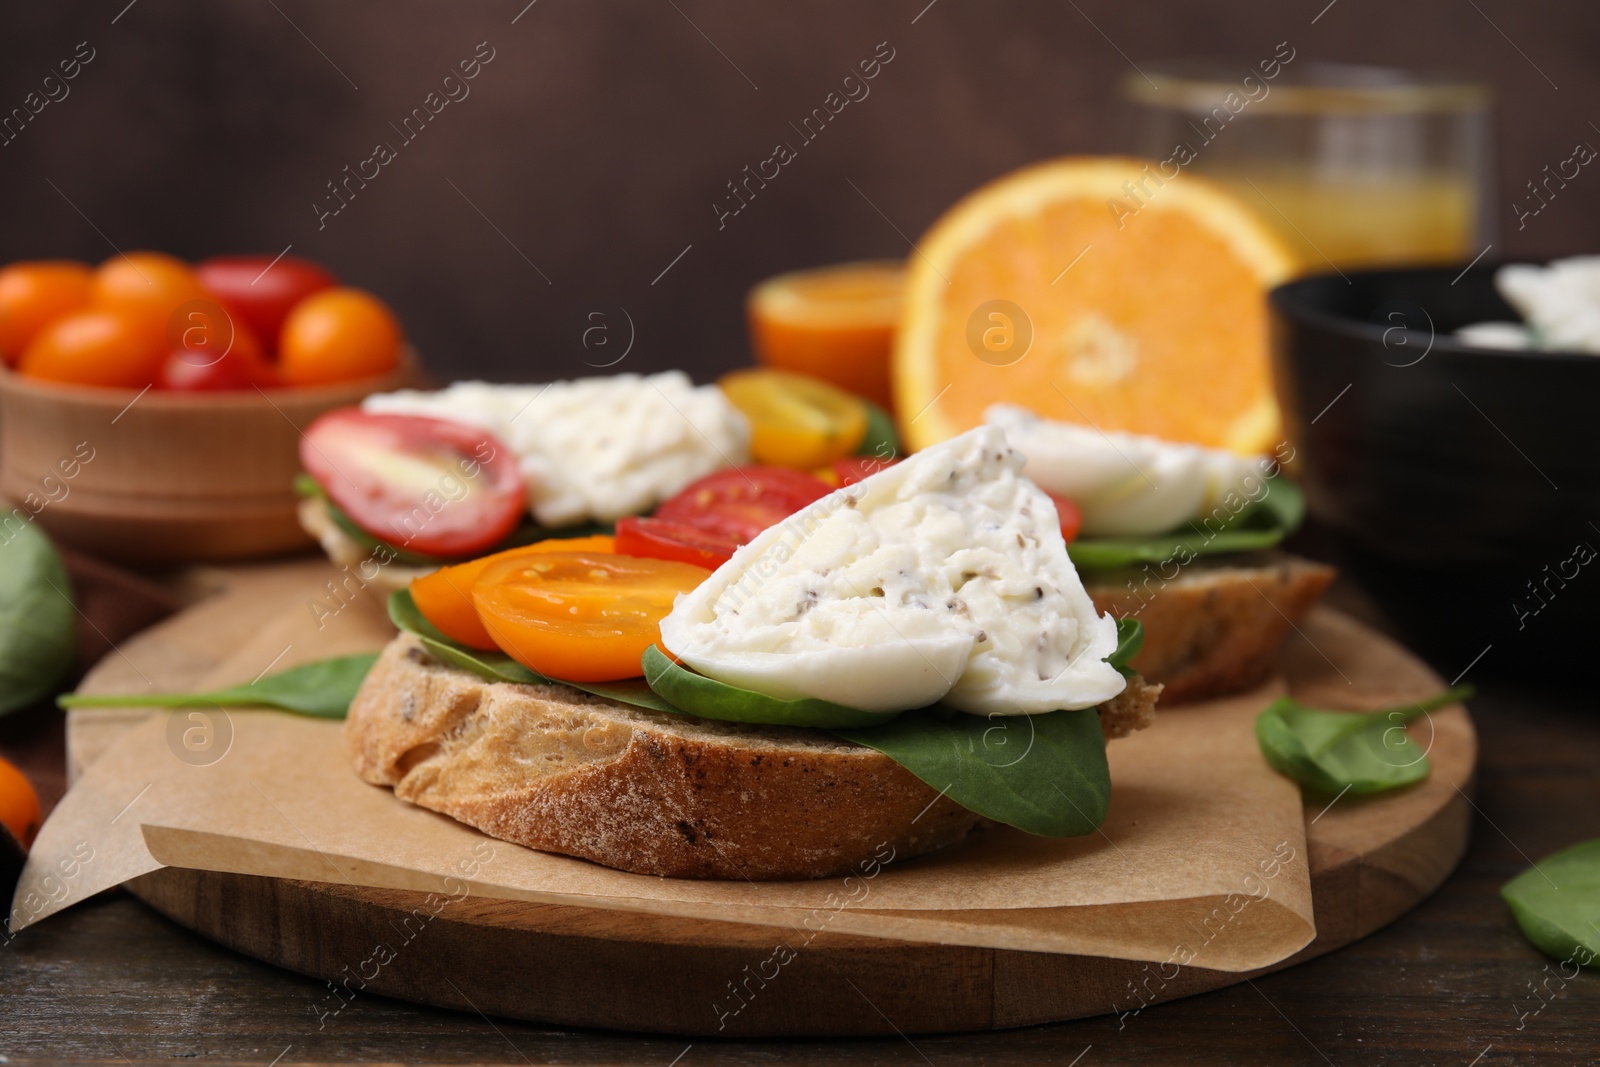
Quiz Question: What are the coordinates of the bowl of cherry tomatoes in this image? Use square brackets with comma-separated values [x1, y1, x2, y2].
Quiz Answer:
[0, 251, 418, 564]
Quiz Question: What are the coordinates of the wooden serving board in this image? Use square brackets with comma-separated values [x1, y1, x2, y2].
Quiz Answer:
[65, 561, 1476, 1037]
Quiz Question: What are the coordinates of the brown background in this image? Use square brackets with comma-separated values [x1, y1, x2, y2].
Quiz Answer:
[0, 0, 1596, 384]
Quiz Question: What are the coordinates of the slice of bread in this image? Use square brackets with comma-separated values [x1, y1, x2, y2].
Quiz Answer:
[1085, 552, 1334, 705]
[345, 634, 1160, 880]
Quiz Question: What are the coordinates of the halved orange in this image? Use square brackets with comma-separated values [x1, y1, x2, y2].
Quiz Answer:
[748, 261, 904, 411]
[894, 157, 1296, 454]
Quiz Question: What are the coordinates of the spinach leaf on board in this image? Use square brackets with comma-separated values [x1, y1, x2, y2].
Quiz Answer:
[1068, 477, 1305, 572]
[1501, 839, 1600, 968]
[387, 590, 676, 713]
[1255, 685, 1472, 796]
[641, 645, 899, 729]
[0, 522, 76, 717]
[59, 654, 379, 718]
[837, 707, 1111, 837]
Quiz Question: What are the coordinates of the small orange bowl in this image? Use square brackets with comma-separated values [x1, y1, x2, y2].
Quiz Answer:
[0, 351, 419, 565]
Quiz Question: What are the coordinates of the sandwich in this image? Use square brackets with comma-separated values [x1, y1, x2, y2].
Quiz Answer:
[344, 426, 1160, 880]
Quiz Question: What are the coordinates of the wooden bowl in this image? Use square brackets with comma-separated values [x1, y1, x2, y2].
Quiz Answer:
[0, 354, 418, 565]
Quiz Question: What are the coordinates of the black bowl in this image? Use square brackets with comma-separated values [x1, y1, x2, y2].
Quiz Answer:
[1269, 266, 1600, 671]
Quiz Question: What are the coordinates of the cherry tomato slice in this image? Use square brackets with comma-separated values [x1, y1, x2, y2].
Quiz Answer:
[718, 368, 869, 469]
[0, 260, 93, 364]
[197, 254, 336, 354]
[614, 516, 740, 570]
[411, 534, 616, 650]
[472, 551, 710, 681]
[301, 409, 525, 558]
[653, 466, 830, 544]
[833, 455, 898, 487]
[1046, 492, 1084, 544]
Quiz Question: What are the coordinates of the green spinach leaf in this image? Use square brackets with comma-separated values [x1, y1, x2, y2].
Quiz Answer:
[1501, 839, 1600, 968]
[59, 653, 379, 718]
[641, 645, 898, 729]
[1108, 617, 1143, 676]
[837, 707, 1110, 837]
[1255, 685, 1471, 796]
[1069, 477, 1305, 572]
[387, 590, 675, 713]
[855, 401, 901, 459]
[0, 522, 76, 716]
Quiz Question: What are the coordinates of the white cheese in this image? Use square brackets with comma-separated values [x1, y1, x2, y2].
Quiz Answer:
[985, 405, 1268, 538]
[363, 372, 750, 527]
[659, 426, 1125, 716]
[1493, 256, 1600, 354]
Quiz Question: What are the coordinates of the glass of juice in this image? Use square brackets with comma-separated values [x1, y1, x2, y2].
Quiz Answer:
[1122, 62, 1492, 271]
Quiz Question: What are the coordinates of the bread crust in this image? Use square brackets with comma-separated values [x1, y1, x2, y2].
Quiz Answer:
[1086, 553, 1334, 705]
[345, 635, 1158, 880]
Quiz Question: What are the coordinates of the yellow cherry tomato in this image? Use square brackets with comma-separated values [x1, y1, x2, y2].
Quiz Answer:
[0, 755, 41, 849]
[411, 535, 615, 651]
[472, 551, 710, 682]
[718, 368, 869, 469]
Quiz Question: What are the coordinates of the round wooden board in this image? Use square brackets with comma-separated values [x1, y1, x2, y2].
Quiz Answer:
[67, 561, 1476, 1038]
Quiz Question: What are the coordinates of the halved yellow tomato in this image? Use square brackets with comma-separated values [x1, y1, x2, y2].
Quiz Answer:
[718, 368, 869, 469]
[411, 535, 615, 650]
[472, 551, 710, 681]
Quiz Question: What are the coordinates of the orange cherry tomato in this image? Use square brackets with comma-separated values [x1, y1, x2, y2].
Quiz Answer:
[278, 287, 402, 386]
[0, 260, 93, 364]
[472, 551, 710, 682]
[17, 307, 168, 387]
[90, 252, 208, 332]
[411, 534, 616, 650]
[0, 755, 41, 849]
[1046, 492, 1083, 544]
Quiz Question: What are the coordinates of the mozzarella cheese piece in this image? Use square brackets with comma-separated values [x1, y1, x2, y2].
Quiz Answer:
[659, 426, 1126, 716]
[363, 372, 749, 527]
[985, 405, 1269, 538]
[1493, 256, 1600, 354]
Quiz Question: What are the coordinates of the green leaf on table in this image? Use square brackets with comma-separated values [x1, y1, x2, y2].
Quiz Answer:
[1255, 685, 1471, 796]
[1502, 839, 1600, 968]
[387, 589, 675, 713]
[0, 521, 76, 717]
[59, 653, 379, 718]
[1069, 477, 1305, 572]
[855, 401, 901, 459]
[641, 645, 899, 729]
[837, 707, 1111, 837]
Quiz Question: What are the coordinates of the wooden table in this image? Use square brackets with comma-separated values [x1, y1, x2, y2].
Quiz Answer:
[2, 587, 1598, 1063]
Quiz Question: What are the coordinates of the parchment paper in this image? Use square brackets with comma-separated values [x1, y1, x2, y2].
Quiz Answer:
[14, 680, 1312, 972]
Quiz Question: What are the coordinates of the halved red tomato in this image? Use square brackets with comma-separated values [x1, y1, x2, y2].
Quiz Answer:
[300, 409, 525, 558]
[473, 551, 710, 681]
[653, 467, 830, 545]
[833, 455, 898, 486]
[1046, 492, 1083, 544]
[615, 515, 740, 569]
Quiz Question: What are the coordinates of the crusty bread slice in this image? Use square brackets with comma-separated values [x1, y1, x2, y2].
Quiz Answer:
[1085, 553, 1334, 706]
[345, 634, 1160, 880]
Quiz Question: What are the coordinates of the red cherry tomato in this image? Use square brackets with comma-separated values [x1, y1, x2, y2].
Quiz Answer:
[615, 515, 741, 569]
[300, 409, 526, 558]
[1046, 492, 1083, 544]
[157, 318, 277, 391]
[653, 467, 831, 544]
[833, 455, 898, 486]
[197, 254, 336, 353]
